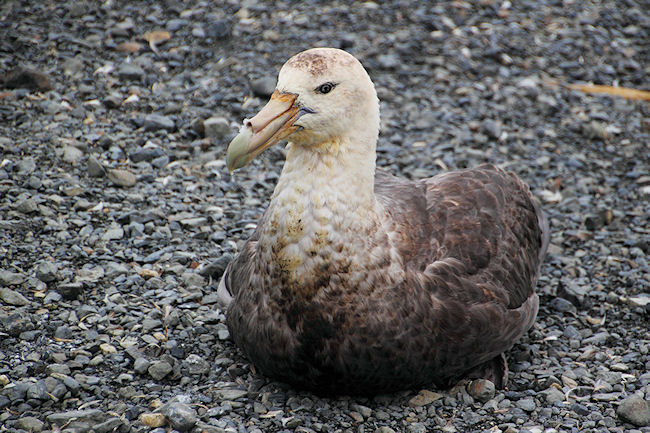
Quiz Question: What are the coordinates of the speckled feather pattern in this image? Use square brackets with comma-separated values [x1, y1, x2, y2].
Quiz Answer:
[223, 161, 547, 395]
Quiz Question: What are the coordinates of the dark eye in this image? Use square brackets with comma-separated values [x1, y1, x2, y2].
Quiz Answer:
[316, 82, 336, 94]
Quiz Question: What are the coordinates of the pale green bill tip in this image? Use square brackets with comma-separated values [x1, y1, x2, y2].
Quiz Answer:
[226, 127, 254, 173]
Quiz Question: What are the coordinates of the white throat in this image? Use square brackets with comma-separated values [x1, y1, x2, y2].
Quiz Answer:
[257, 131, 398, 296]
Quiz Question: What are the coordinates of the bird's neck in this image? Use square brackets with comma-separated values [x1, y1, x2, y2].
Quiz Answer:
[275, 136, 377, 206]
[257, 135, 400, 299]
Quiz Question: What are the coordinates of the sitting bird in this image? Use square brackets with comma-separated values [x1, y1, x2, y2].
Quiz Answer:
[219, 47, 549, 395]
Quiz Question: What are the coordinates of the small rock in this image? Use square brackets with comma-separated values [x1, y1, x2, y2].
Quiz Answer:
[102, 225, 124, 241]
[408, 389, 443, 407]
[26, 380, 48, 400]
[118, 63, 144, 81]
[214, 389, 247, 400]
[408, 422, 427, 433]
[617, 394, 650, 426]
[0, 287, 30, 306]
[467, 379, 496, 403]
[57, 282, 83, 300]
[87, 156, 106, 177]
[163, 402, 197, 432]
[16, 157, 36, 175]
[144, 114, 175, 132]
[62, 145, 84, 164]
[548, 297, 577, 314]
[94, 417, 124, 433]
[374, 427, 396, 433]
[16, 198, 38, 213]
[148, 360, 173, 380]
[543, 387, 565, 404]
[15, 416, 45, 433]
[483, 119, 501, 139]
[627, 294, 650, 308]
[206, 20, 231, 39]
[0, 270, 25, 286]
[139, 412, 166, 427]
[107, 168, 136, 187]
[516, 398, 537, 412]
[100, 343, 117, 354]
[36, 262, 58, 283]
[134, 357, 151, 375]
[46, 409, 105, 426]
[250, 76, 276, 98]
[204, 116, 231, 140]
[2, 67, 52, 90]
[182, 354, 210, 375]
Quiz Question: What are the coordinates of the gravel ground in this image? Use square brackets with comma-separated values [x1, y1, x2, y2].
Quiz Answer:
[1, 1, 649, 432]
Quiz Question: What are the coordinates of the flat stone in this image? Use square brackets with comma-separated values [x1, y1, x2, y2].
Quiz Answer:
[144, 114, 175, 132]
[408, 389, 443, 407]
[627, 294, 650, 308]
[148, 360, 173, 380]
[0, 288, 30, 306]
[36, 262, 58, 282]
[617, 394, 650, 426]
[139, 412, 166, 427]
[204, 117, 231, 140]
[46, 409, 105, 425]
[543, 387, 565, 404]
[87, 156, 106, 177]
[250, 76, 276, 98]
[62, 145, 84, 163]
[0, 270, 25, 286]
[517, 398, 537, 412]
[214, 389, 247, 400]
[134, 357, 151, 375]
[118, 63, 144, 81]
[15, 416, 44, 433]
[107, 168, 136, 187]
[102, 225, 124, 241]
[163, 402, 197, 432]
[16, 198, 38, 213]
[182, 354, 210, 375]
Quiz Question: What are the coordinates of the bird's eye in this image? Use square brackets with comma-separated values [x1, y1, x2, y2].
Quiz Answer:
[316, 82, 336, 94]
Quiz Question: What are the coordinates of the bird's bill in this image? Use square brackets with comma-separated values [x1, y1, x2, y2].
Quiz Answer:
[226, 91, 300, 173]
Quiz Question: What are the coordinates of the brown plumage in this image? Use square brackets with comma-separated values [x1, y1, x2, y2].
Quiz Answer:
[220, 48, 549, 395]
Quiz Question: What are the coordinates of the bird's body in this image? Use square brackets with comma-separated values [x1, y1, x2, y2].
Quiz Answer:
[220, 48, 548, 395]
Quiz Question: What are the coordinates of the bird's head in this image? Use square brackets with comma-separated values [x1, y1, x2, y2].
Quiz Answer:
[226, 48, 379, 173]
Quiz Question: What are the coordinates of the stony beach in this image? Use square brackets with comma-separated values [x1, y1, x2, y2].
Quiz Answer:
[0, 1, 648, 432]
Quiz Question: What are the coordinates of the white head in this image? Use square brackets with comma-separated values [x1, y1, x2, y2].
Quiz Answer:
[226, 48, 380, 172]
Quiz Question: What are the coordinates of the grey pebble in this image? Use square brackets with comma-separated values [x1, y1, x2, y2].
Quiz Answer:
[0, 271, 25, 286]
[162, 402, 198, 432]
[250, 76, 276, 98]
[134, 357, 151, 375]
[182, 353, 210, 375]
[144, 114, 175, 132]
[87, 156, 106, 177]
[617, 394, 650, 426]
[16, 198, 38, 213]
[148, 360, 173, 380]
[204, 116, 231, 140]
[15, 416, 45, 432]
[118, 63, 145, 81]
[36, 262, 58, 283]
[516, 398, 537, 412]
[107, 168, 136, 187]
[62, 145, 83, 164]
[0, 287, 30, 306]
